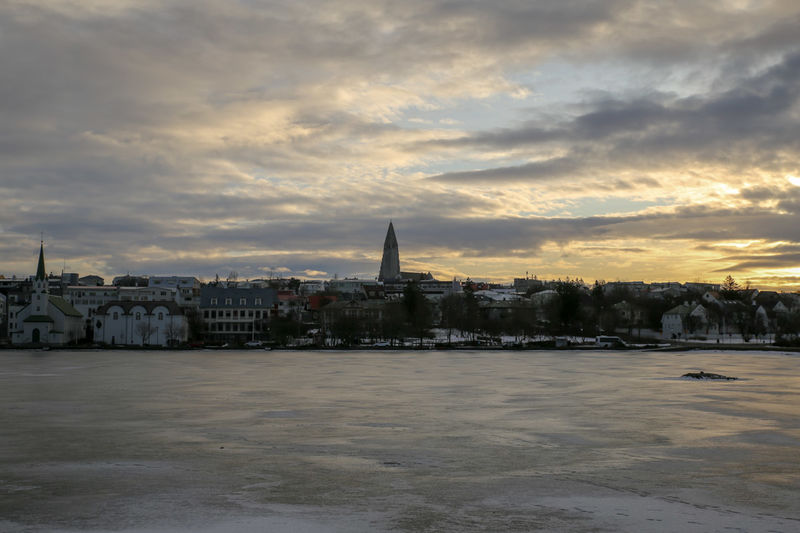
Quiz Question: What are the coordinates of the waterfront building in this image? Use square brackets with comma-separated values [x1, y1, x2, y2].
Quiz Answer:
[148, 276, 201, 307]
[64, 285, 120, 322]
[94, 300, 188, 346]
[200, 286, 277, 343]
[10, 242, 83, 345]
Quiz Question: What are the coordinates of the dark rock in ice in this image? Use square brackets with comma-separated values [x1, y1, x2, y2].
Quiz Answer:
[682, 370, 737, 380]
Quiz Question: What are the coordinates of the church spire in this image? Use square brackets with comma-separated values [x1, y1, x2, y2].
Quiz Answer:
[35, 240, 46, 281]
[378, 221, 401, 281]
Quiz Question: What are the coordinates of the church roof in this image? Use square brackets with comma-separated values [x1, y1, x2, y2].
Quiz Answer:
[95, 300, 185, 316]
[24, 315, 54, 323]
[35, 242, 46, 281]
[49, 295, 83, 317]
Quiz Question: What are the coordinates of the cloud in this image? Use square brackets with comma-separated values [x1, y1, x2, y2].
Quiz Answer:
[2, 1, 800, 288]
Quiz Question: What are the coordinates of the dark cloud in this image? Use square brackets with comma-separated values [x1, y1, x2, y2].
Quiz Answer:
[430, 156, 579, 183]
[2, 1, 800, 284]
[429, 50, 800, 184]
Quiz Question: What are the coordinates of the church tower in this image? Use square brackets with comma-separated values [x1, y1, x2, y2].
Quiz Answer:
[32, 240, 49, 315]
[378, 221, 401, 281]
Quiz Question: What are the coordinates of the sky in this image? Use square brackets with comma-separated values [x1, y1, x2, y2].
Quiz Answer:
[1, 0, 800, 289]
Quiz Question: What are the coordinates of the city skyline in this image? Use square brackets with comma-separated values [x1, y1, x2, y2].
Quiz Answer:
[2, 1, 800, 289]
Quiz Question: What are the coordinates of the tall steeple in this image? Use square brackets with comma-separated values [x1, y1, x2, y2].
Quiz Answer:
[32, 239, 50, 314]
[36, 240, 46, 281]
[378, 221, 401, 282]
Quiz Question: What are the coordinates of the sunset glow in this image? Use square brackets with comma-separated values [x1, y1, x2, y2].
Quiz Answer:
[1, 1, 799, 289]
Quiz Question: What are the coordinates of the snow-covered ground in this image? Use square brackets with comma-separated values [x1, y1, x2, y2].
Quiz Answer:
[2, 349, 799, 532]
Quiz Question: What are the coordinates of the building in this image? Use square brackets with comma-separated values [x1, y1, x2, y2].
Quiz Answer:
[64, 286, 120, 321]
[119, 286, 179, 303]
[79, 274, 105, 286]
[514, 277, 544, 294]
[10, 242, 84, 345]
[94, 301, 188, 346]
[661, 303, 717, 339]
[148, 276, 201, 307]
[378, 221, 401, 282]
[112, 275, 149, 287]
[200, 286, 277, 343]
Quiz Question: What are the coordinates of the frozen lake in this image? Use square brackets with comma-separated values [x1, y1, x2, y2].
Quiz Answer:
[1, 349, 799, 532]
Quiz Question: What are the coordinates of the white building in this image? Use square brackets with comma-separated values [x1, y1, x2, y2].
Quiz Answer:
[119, 286, 178, 303]
[65, 286, 120, 321]
[661, 303, 718, 339]
[148, 276, 201, 307]
[94, 301, 188, 346]
[10, 243, 84, 345]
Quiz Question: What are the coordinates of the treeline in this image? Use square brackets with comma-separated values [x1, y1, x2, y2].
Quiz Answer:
[319, 279, 800, 347]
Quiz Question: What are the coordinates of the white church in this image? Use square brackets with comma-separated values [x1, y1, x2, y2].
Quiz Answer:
[11, 242, 84, 346]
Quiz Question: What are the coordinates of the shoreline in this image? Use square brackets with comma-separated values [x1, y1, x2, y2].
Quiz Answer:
[2, 342, 800, 353]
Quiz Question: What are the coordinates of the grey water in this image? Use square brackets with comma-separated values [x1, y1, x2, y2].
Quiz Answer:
[1, 349, 799, 532]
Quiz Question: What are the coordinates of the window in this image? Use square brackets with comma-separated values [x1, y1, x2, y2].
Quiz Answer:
[248, 310, 253, 318]
[158, 312, 164, 320]
[239, 297, 247, 305]
[211, 297, 218, 305]
[211, 310, 216, 319]
[255, 297, 262, 305]
[225, 298, 232, 305]
[204, 310, 209, 318]
[113, 312, 119, 320]
[135, 312, 141, 320]
[233, 310, 238, 318]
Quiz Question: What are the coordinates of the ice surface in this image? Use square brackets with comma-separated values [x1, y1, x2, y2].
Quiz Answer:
[1, 349, 799, 532]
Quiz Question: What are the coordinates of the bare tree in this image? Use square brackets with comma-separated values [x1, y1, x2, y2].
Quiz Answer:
[135, 321, 155, 345]
[164, 320, 186, 346]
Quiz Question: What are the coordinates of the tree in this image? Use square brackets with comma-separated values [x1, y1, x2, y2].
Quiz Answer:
[509, 303, 535, 342]
[184, 308, 206, 341]
[329, 314, 361, 346]
[730, 302, 756, 342]
[439, 293, 463, 344]
[135, 321, 155, 345]
[270, 315, 305, 346]
[380, 301, 406, 346]
[457, 285, 481, 341]
[551, 279, 584, 335]
[164, 320, 187, 346]
[403, 282, 433, 346]
[721, 275, 741, 300]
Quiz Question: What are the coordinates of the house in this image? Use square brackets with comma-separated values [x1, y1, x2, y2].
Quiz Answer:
[662, 303, 718, 339]
[79, 274, 105, 286]
[276, 290, 305, 319]
[64, 285, 120, 321]
[320, 299, 385, 331]
[612, 300, 645, 325]
[94, 301, 188, 346]
[200, 286, 277, 343]
[148, 276, 201, 308]
[10, 243, 84, 345]
[702, 291, 722, 307]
